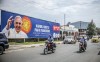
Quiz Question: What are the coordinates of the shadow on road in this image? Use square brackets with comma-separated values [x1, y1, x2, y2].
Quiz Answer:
[40, 52, 53, 55]
[74, 51, 86, 53]
[40, 53, 45, 55]
[98, 51, 100, 55]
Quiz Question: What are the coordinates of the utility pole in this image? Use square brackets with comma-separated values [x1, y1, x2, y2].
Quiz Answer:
[64, 14, 66, 31]
[55, 20, 56, 23]
[79, 21, 81, 36]
[55, 19, 58, 41]
[62, 14, 66, 40]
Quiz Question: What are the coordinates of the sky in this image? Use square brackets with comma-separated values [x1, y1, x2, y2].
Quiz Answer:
[0, 0, 100, 27]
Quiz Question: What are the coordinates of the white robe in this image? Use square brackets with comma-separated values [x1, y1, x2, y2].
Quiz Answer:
[2, 27, 28, 38]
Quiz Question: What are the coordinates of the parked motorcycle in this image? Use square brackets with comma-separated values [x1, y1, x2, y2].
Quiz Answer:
[43, 41, 56, 55]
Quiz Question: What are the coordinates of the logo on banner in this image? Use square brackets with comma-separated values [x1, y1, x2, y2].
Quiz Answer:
[21, 16, 32, 34]
[53, 26, 60, 31]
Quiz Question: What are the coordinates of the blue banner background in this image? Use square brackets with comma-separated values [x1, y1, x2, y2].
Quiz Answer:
[0, 25, 1, 32]
[1, 10, 60, 38]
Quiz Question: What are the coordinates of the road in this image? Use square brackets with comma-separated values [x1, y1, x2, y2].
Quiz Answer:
[0, 40, 100, 62]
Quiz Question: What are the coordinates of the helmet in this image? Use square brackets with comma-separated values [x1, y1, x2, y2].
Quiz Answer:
[49, 34, 52, 38]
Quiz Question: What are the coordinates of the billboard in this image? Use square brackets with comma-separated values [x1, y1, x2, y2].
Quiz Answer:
[0, 10, 1, 32]
[1, 10, 60, 38]
[0, 25, 1, 32]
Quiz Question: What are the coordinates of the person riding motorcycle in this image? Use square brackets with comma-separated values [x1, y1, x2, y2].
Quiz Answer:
[79, 36, 87, 50]
[47, 35, 56, 48]
[43, 35, 56, 54]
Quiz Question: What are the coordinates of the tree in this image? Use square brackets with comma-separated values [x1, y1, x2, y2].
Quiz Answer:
[96, 27, 100, 35]
[87, 20, 96, 38]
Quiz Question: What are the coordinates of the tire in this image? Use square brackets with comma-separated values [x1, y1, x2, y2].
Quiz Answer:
[82, 47, 85, 52]
[79, 48, 82, 52]
[79, 47, 85, 52]
[52, 48, 55, 53]
[44, 48, 48, 55]
[0, 46, 4, 55]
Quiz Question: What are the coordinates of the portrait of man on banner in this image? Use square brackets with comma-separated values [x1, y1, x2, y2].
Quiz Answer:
[2, 16, 28, 38]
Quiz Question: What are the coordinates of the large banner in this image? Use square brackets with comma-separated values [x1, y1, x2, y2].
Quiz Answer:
[0, 25, 1, 32]
[1, 10, 60, 38]
[0, 10, 1, 32]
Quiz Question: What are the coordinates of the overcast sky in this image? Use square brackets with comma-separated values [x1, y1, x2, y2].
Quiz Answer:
[0, 0, 100, 27]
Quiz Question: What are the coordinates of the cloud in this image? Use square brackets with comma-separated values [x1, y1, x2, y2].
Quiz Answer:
[0, 0, 100, 27]
[74, 0, 96, 4]
[30, 0, 58, 10]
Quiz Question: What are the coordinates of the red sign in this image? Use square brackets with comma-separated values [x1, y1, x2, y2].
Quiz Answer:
[53, 26, 60, 31]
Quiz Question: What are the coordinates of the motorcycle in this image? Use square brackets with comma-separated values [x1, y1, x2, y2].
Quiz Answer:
[43, 41, 56, 55]
[79, 42, 86, 53]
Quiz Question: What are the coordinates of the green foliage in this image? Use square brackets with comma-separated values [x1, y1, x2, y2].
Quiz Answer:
[9, 41, 45, 45]
[87, 22, 96, 38]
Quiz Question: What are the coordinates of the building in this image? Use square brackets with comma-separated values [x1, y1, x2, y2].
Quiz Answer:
[69, 21, 89, 35]
[60, 25, 78, 39]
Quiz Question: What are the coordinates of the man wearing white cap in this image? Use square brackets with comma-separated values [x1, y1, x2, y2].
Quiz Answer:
[2, 16, 28, 38]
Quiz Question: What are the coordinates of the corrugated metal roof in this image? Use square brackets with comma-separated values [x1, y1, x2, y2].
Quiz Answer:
[70, 21, 90, 29]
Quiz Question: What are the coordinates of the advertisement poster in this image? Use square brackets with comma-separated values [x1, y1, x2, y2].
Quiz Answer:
[1, 10, 60, 38]
[0, 25, 1, 32]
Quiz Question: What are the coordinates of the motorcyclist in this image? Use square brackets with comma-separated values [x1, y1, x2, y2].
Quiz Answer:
[48, 35, 54, 43]
[47, 35, 56, 48]
[79, 36, 87, 50]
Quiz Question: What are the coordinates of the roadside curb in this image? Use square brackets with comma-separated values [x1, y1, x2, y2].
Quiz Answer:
[30, 42, 62, 48]
[8, 42, 62, 50]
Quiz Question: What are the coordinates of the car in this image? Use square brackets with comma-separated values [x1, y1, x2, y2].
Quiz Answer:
[0, 33, 9, 55]
[63, 36, 76, 44]
[91, 36, 99, 43]
[98, 35, 100, 38]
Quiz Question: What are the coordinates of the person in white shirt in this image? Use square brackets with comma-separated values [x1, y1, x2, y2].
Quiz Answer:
[2, 16, 28, 38]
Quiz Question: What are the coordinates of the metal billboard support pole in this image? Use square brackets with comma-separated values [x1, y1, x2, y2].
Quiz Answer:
[38, 38, 39, 42]
[55, 19, 57, 41]
[62, 30, 63, 40]
[24, 38, 25, 43]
